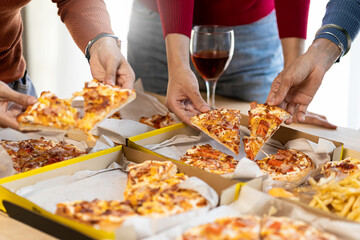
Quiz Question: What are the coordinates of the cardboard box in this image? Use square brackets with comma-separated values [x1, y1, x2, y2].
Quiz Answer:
[127, 116, 344, 175]
[0, 146, 241, 240]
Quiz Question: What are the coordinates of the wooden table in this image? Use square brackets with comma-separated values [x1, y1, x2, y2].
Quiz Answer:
[1, 93, 360, 240]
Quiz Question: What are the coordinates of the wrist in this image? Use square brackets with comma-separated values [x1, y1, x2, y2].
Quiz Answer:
[85, 33, 120, 62]
[309, 38, 341, 68]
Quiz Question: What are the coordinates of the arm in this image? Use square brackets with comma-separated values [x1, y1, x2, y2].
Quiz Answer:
[275, 0, 310, 67]
[267, 0, 360, 125]
[156, 0, 209, 124]
[165, 34, 209, 125]
[0, 82, 36, 130]
[52, 0, 134, 88]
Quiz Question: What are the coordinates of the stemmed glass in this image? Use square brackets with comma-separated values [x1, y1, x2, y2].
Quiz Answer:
[190, 25, 234, 109]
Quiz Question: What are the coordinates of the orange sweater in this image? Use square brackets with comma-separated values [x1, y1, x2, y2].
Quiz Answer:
[0, 0, 113, 83]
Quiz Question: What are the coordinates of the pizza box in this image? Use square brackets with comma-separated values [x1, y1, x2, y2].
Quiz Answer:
[127, 115, 343, 180]
[0, 145, 241, 240]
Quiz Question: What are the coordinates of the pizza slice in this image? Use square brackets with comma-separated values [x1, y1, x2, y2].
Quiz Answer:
[322, 157, 360, 177]
[139, 113, 176, 129]
[136, 185, 207, 217]
[190, 109, 242, 155]
[178, 216, 261, 240]
[261, 216, 337, 240]
[55, 199, 137, 231]
[17, 91, 79, 132]
[179, 144, 238, 174]
[255, 149, 314, 182]
[73, 79, 136, 132]
[243, 102, 291, 160]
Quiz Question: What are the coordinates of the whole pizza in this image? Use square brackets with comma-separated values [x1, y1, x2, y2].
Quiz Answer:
[0, 137, 86, 172]
[255, 149, 314, 182]
[178, 216, 337, 240]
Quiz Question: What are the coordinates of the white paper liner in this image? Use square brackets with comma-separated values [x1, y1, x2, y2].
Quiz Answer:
[0, 128, 92, 178]
[142, 127, 337, 184]
[90, 80, 180, 144]
[13, 158, 218, 239]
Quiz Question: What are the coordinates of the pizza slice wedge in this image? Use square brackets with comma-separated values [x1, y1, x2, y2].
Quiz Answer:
[243, 102, 290, 160]
[190, 109, 242, 155]
[73, 79, 136, 132]
[17, 91, 79, 132]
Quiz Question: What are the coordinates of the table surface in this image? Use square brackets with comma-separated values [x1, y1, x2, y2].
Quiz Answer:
[1, 93, 360, 240]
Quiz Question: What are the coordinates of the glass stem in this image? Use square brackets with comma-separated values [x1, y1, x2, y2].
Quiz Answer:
[205, 79, 218, 109]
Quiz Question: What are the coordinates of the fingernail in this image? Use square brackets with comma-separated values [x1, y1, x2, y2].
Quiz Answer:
[300, 115, 306, 122]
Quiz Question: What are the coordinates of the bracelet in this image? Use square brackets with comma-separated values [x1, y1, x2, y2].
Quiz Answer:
[315, 24, 352, 56]
[315, 31, 344, 63]
[85, 33, 121, 62]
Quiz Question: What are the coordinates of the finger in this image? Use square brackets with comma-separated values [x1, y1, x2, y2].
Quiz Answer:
[269, 76, 293, 106]
[0, 115, 20, 130]
[303, 115, 337, 129]
[166, 98, 193, 126]
[188, 92, 210, 113]
[295, 104, 308, 123]
[286, 103, 297, 115]
[2, 88, 36, 107]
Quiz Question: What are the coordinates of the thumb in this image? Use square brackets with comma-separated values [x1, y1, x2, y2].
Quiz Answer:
[6, 90, 37, 107]
[189, 92, 210, 113]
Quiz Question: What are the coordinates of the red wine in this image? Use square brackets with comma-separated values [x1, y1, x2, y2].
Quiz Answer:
[191, 50, 229, 80]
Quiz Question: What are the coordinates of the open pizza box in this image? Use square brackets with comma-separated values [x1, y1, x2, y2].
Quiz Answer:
[127, 114, 343, 185]
[146, 181, 358, 240]
[0, 146, 242, 240]
[0, 128, 117, 208]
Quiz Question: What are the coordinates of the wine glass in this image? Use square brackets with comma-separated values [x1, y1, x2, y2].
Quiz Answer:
[190, 25, 234, 109]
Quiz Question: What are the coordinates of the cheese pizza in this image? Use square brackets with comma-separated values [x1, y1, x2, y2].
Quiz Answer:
[139, 113, 176, 129]
[17, 91, 79, 132]
[255, 149, 314, 182]
[261, 216, 337, 240]
[178, 216, 260, 240]
[179, 144, 238, 174]
[0, 137, 86, 172]
[56, 160, 209, 229]
[73, 79, 136, 132]
[178, 216, 337, 240]
[322, 157, 360, 177]
[190, 109, 242, 155]
[56, 199, 137, 231]
[244, 102, 290, 160]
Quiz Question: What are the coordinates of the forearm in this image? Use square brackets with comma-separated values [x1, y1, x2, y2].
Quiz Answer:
[52, 0, 113, 53]
[165, 33, 191, 75]
[280, 37, 305, 68]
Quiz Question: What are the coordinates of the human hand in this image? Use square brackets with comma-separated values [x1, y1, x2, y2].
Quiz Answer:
[0, 81, 37, 130]
[166, 67, 210, 125]
[89, 37, 135, 89]
[266, 38, 341, 125]
[292, 111, 337, 129]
